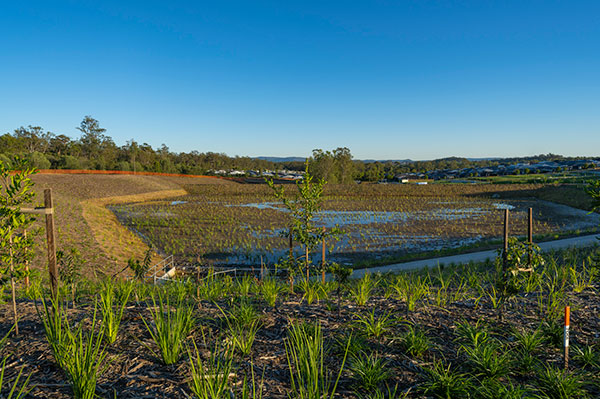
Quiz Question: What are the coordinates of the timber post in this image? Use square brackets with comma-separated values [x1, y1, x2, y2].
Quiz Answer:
[321, 226, 326, 283]
[503, 209, 509, 269]
[44, 189, 58, 300]
[528, 207, 533, 265]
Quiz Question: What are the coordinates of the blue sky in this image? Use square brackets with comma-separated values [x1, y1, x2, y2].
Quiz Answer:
[1, 1, 599, 160]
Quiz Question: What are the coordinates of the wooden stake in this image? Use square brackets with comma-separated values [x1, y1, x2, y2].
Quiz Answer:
[9, 236, 18, 335]
[528, 208, 533, 244]
[288, 230, 293, 263]
[24, 230, 29, 288]
[321, 226, 326, 283]
[503, 209, 509, 269]
[528, 207, 533, 265]
[564, 306, 570, 370]
[44, 189, 58, 301]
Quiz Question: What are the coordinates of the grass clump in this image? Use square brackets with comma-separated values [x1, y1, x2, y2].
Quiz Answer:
[99, 279, 133, 344]
[219, 302, 261, 356]
[66, 307, 109, 399]
[142, 289, 194, 365]
[349, 351, 391, 391]
[285, 321, 349, 399]
[188, 340, 234, 399]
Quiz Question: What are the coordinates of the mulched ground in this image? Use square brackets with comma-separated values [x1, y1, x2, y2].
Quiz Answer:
[1, 279, 599, 398]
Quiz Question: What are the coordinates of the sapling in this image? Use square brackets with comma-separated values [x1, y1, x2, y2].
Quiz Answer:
[0, 157, 37, 336]
[329, 263, 352, 318]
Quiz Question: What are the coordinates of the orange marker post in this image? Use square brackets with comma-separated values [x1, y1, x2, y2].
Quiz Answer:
[564, 306, 570, 369]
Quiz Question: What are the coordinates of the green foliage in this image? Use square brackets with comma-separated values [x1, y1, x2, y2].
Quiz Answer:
[495, 238, 544, 304]
[0, 357, 32, 398]
[285, 321, 349, 399]
[349, 273, 378, 306]
[400, 325, 431, 358]
[141, 289, 194, 365]
[188, 340, 234, 399]
[352, 310, 396, 340]
[309, 147, 355, 184]
[99, 279, 133, 344]
[267, 162, 342, 278]
[349, 351, 391, 391]
[535, 365, 588, 399]
[0, 157, 37, 333]
[460, 339, 511, 379]
[421, 359, 473, 399]
[66, 307, 109, 399]
[259, 277, 284, 307]
[219, 303, 261, 356]
[36, 296, 73, 370]
[127, 248, 153, 280]
[585, 179, 600, 212]
[572, 344, 599, 370]
[57, 247, 83, 304]
[391, 273, 429, 312]
[511, 327, 545, 354]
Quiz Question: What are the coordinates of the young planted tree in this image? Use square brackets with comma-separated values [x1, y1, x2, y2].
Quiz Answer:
[267, 162, 342, 281]
[0, 157, 38, 335]
[329, 263, 352, 319]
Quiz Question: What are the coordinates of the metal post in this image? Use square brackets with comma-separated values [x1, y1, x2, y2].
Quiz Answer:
[44, 189, 58, 300]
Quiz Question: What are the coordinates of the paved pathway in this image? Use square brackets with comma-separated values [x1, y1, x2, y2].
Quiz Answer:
[350, 233, 599, 278]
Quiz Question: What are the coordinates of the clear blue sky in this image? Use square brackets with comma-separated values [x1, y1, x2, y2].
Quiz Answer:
[1, 1, 599, 160]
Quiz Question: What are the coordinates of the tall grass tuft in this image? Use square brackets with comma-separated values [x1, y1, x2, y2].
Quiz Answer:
[219, 303, 261, 356]
[188, 340, 234, 399]
[285, 321, 349, 399]
[36, 296, 73, 370]
[349, 273, 377, 306]
[142, 289, 194, 365]
[99, 279, 133, 344]
[66, 307, 109, 399]
[0, 357, 32, 398]
[259, 277, 284, 307]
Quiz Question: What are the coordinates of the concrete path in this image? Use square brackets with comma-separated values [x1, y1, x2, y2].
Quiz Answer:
[350, 233, 599, 278]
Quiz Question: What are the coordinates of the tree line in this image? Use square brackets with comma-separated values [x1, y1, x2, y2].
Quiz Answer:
[1, 116, 594, 182]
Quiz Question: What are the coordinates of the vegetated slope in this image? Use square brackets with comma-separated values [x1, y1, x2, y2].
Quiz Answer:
[28, 173, 236, 278]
